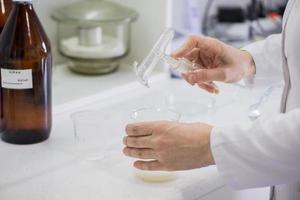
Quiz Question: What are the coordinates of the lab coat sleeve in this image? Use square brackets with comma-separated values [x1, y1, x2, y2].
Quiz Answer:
[242, 34, 282, 79]
[211, 109, 300, 189]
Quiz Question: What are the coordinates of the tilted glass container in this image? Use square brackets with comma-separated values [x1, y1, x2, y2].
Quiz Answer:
[52, 0, 138, 75]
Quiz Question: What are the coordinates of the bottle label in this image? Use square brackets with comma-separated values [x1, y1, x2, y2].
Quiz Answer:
[1, 69, 33, 90]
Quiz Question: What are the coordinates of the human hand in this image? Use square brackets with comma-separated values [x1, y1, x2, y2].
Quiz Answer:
[172, 35, 255, 93]
[123, 121, 215, 171]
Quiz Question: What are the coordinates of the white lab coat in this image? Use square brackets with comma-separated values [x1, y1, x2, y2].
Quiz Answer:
[211, 0, 300, 199]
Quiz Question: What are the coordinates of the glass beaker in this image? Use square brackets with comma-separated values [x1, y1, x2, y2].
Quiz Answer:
[52, 0, 138, 75]
[70, 110, 120, 160]
[130, 107, 181, 183]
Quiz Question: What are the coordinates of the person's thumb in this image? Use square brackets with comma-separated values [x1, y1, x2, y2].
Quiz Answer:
[186, 68, 226, 84]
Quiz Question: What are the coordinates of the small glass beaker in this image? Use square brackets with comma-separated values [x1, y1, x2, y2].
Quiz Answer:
[70, 110, 119, 160]
[130, 107, 181, 183]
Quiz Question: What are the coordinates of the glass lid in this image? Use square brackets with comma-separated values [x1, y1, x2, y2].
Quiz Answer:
[52, 0, 138, 23]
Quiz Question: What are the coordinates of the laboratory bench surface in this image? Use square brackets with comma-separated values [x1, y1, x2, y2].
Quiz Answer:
[0, 63, 279, 200]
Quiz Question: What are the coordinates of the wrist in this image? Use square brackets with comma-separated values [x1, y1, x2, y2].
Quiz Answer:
[206, 126, 216, 166]
[241, 50, 256, 77]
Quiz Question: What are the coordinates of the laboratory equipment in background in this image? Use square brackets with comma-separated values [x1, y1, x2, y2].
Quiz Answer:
[0, 0, 12, 132]
[205, 0, 285, 42]
[130, 107, 181, 182]
[0, 0, 52, 144]
[52, 0, 138, 75]
[168, 0, 286, 42]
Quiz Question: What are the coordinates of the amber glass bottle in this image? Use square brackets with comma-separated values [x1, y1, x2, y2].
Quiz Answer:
[0, 0, 52, 144]
[0, 0, 12, 131]
[0, 0, 12, 32]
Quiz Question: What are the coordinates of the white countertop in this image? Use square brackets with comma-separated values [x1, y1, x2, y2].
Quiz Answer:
[1, 64, 280, 200]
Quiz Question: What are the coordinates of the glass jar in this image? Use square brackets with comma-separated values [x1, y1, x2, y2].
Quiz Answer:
[52, 0, 138, 75]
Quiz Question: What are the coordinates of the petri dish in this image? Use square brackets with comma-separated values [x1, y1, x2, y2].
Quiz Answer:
[163, 79, 216, 122]
[130, 107, 181, 183]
